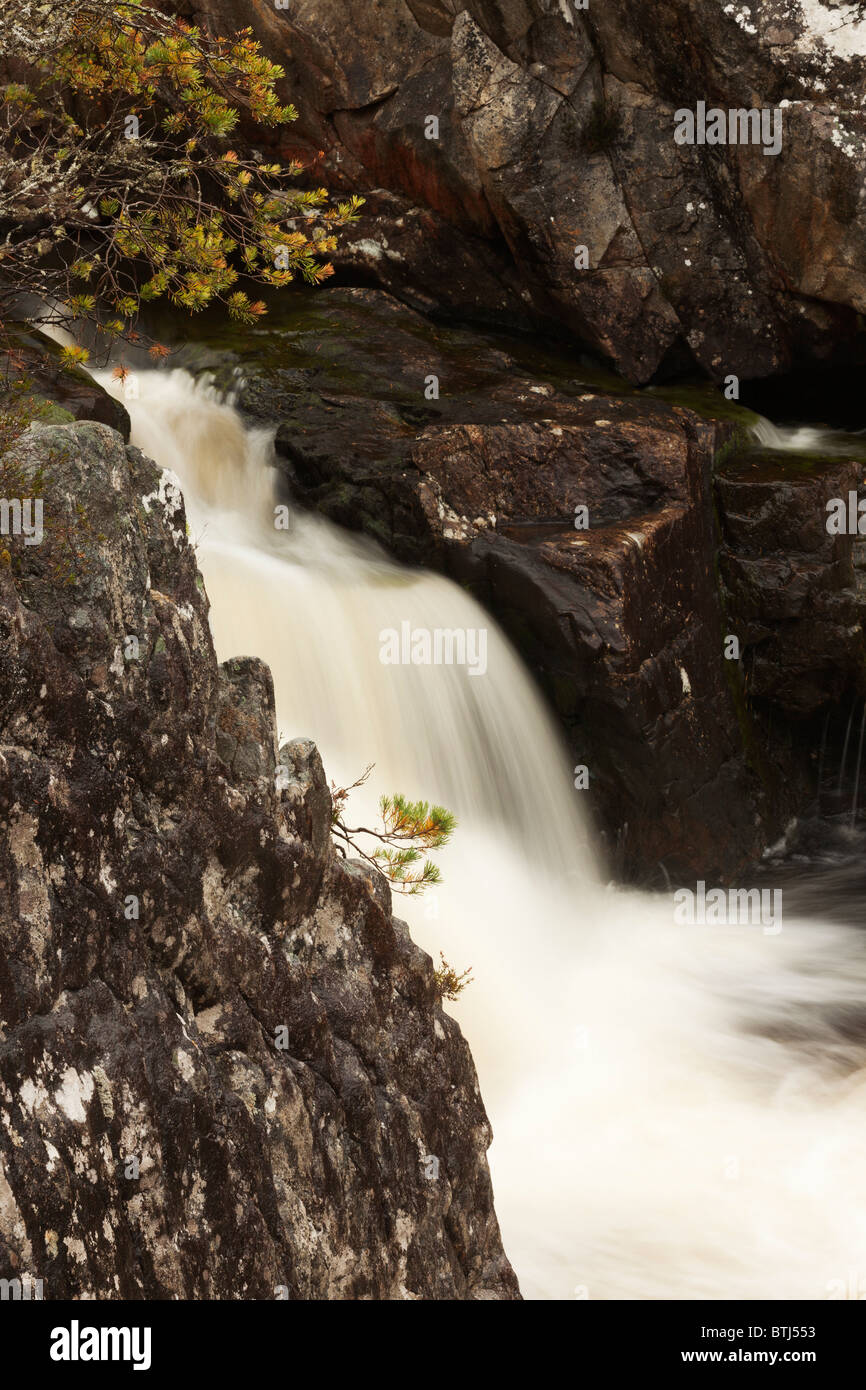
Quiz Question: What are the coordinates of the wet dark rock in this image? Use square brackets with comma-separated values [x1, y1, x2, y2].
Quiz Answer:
[0, 418, 518, 1300]
[716, 449, 866, 715]
[403, 402, 798, 882]
[183, 0, 866, 382]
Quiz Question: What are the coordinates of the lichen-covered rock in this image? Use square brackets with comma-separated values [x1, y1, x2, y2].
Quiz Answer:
[0, 420, 519, 1300]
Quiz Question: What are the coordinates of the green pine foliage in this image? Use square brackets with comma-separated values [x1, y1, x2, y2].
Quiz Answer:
[0, 0, 364, 358]
[331, 769, 456, 896]
[330, 771, 472, 997]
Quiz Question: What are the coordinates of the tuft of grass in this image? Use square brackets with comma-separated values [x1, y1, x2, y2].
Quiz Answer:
[433, 952, 473, 1002]
[0, 374, 36, 459]
[582, 95, 625, 154]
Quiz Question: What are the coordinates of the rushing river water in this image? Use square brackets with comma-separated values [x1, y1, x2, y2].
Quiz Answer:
[94, 366, 866, 1301]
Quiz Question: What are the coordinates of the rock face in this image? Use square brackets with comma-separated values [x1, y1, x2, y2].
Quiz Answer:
[191, 285, 866, 881]
[182, 0, 866, 382]
[717, 447, 866, 718]
[0, 419, 518, 1299]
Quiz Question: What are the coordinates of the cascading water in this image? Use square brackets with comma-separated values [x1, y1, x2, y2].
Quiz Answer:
[750, 413, 865, 455]
[749, 418, 831, 452]
[95, 367, 866, 1301]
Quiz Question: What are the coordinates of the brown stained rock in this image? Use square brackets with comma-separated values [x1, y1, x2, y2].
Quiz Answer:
[0, 420, 519, 1300]
[430, 415, 788, 882]
[180, 0, 866, 381]
[437, 424, 866, 876]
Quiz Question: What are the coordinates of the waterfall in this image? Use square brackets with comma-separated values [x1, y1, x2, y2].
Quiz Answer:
[750, 415, 858, 454]
[96, 367, 866, 1301]
[749, 417, 829, 451]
